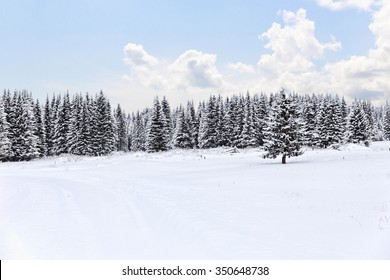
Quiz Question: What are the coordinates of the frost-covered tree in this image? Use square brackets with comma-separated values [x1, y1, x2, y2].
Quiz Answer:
[115, 104, 129, 152]
[161, 96, 173, 149]
[8, 91, 39, 161]
[198, 96, 218, 148]
[316, 95, 344, 148]
[346, 100, 370, 145]
[68, 94, 84, 155]
[33, 99, 45, 157]
[384, 103, 390, 140]
[239, 93, 257, 148]
[53, 92, 71, 155]
[173, 108, 193, 148]
[130, 110, 147, 151]
[0, 97, 12, 161]
[253, 93, 268, 146]
[43, 96, 54, 156]
[146, 97, 169, 152]
[94, 91, 116, 155]
[263, 89, 303, 164]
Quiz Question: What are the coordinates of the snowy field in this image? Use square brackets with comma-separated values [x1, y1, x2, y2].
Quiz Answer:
[1, 142, 390, 259]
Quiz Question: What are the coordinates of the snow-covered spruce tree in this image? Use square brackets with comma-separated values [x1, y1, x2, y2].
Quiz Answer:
[161, 96, 173, 149]
[8, 91, 39, 161]
[94, 91, 116, 155]
[198, 96, 218, 148]
[383, 103, 390, 140]
[346, 100, 370, 145]
[186, 101, 199, 148]
[252, 93, 268, 147]
[263, 89, 303, 164]
[53, 92, 71, 155]
[371, 105, 384, 141]
[232, 95, 245, 147]
[173, 107, 193, 148]
[78, 93, 96, 156]
[146, 97, 169, 152]
[301, 94, 319, 147]
[114, 104, 129, 152]
[239, 92, 257, 148]
[0, 96, 12, 161]
[130, 110, 147, 151]
[316, 95, 344, 148]
[33, 99, 45, 157]
[220, 97, 235, 147]
[67, 94, 84, 155]
[50, 94, 61, 155]
[43, 96, 53, 156]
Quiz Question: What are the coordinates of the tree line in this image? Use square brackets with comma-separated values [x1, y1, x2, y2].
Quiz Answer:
[1, 89, 390, 162]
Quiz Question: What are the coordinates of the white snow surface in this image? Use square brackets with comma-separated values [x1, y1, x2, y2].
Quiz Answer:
[1, 142, 390, 259]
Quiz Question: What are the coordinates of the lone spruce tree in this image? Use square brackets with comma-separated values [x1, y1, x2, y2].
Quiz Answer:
[263, 89, 303, 164]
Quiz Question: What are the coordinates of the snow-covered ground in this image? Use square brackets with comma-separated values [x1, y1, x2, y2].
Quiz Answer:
[1, 142, 390, 259]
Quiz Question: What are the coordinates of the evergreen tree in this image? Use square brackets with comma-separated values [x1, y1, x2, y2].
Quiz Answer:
[53, 92, 71, 155]
[0, 97, 12, 161]
[146, 97, 168, 152]
[220, 97, 235, 147]
[186, 101, 199, 148]
[346, 100, 370, 145]
[43, 96, 53, 156]
[239, 93, 257, 148]
[161, 96, 173, 149]
[33, 99, 45, 157]
[115, 104, 129, 152]
[198, 96, 218, 148]
[252, 93, 268, 146]
[130, 110, 147, 151]
[95, 91, 116, 155]
[173, 108, 193, 148]
[384, 103, 390, 140]
[263, 90, 303, 164]
[316, 95, 344, 148]
[68, 94, 84, 155]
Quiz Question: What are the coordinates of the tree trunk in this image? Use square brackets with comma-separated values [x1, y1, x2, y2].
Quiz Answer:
[282, 154, 286, 164]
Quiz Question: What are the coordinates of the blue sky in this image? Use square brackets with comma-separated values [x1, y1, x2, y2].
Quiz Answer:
[0, 0, 387, 111]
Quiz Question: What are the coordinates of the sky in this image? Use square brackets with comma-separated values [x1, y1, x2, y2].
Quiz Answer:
[0, 0, 389, 112]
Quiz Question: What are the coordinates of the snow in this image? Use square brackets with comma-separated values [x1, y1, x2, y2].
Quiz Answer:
[1, 142, 390, 259]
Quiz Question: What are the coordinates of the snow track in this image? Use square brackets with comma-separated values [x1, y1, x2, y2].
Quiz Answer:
[1, 142, 390, 259]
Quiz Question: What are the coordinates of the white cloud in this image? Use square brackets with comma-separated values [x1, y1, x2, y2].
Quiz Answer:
[123, 44, 231, 97]
[169, 50, 224, 89]
[123, 43, 159, 67]
[257, 8, 341, 85]
[119, 4, 390, 109]
[317, 0, 381, 11]
[323, 1, 390, 101]
[227, 62, 256, 74]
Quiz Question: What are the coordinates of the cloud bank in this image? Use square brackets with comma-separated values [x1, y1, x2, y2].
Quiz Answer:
[122, 1, 390, 105]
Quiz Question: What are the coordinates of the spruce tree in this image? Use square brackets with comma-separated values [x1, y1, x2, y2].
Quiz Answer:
[53, 92, 71, 155]
[43, 96, 54, 156]
[263, 89, 303, 164]
[33, 99, 45, 157]
[95, 91, 116, 155]
[384, 103, 390, 140]
[161, 96, 172, 149]
[0, 97, 12, 161]
[146, 97, 168, 152]
[346, 100, 370, 145]
[115, 104, 129, 152]
[173, 108, 193, 148]
[68, 94, 84, 155]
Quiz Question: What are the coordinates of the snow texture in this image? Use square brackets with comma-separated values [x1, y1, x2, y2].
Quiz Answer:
[1, 142, 390, 259]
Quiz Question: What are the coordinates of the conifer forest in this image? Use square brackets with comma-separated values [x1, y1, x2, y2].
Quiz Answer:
[1, 88, 389, 163]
